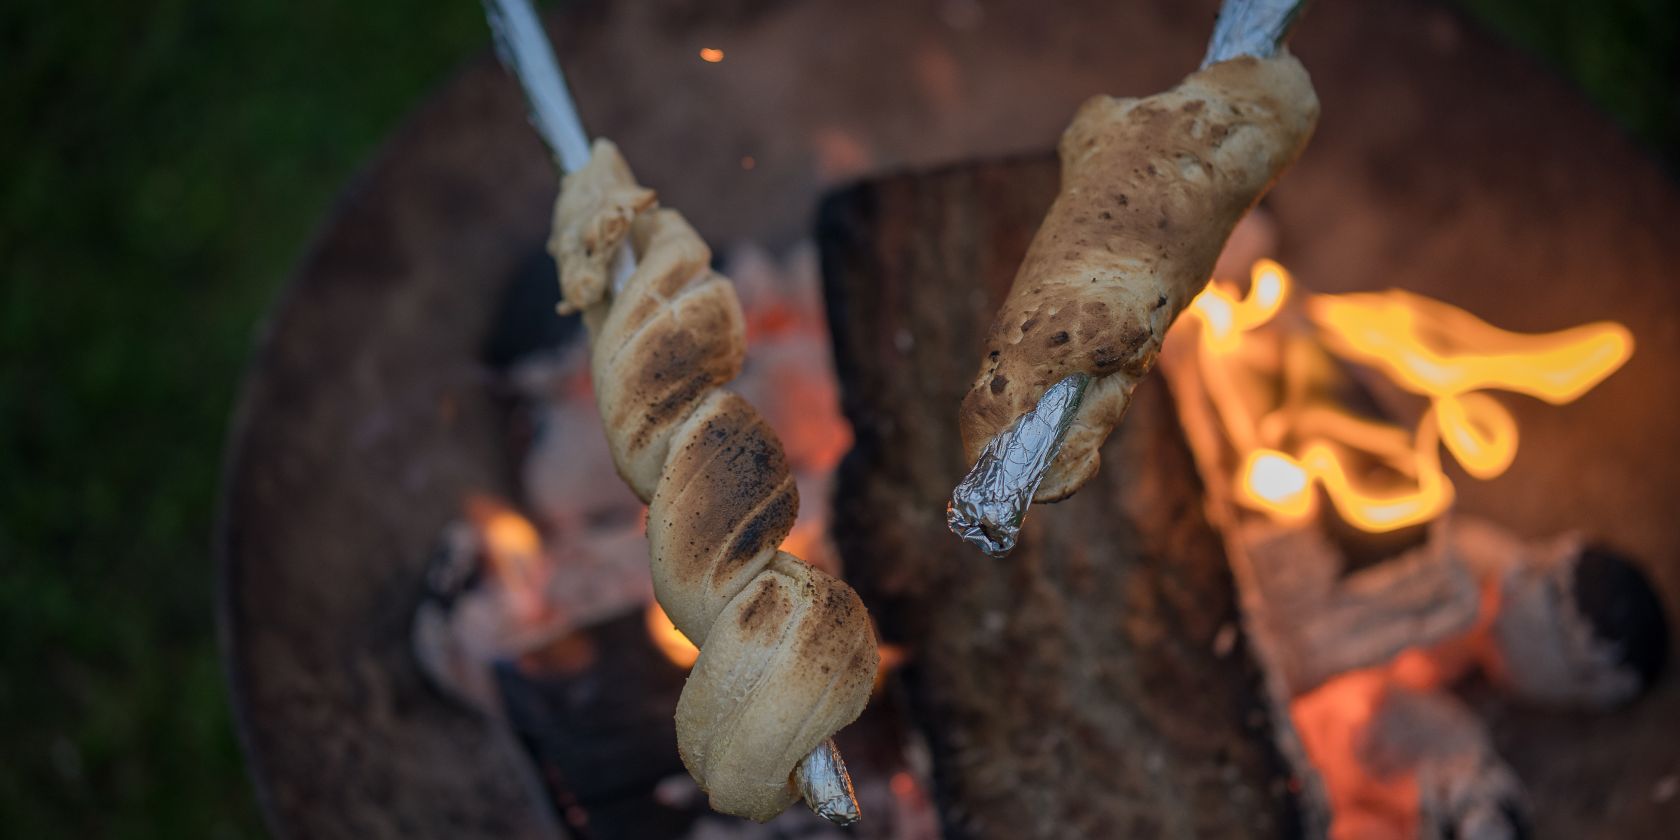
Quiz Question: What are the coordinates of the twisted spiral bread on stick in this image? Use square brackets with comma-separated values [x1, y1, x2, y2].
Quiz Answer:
[551, 140, 878, 822]
[959, 55, 1318, 501]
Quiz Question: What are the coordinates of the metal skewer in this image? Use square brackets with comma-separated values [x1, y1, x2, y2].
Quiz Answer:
[1203, 0, 1311, 68]
[479, 0, 861, 825]
[947, 0, 1310, 558]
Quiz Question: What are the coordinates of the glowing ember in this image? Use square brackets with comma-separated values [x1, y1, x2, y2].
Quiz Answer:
[698, 47, 725, 63]
[873, 643, 908, 692]
[645, 602, 699, 669]
[778, 519, 829, 569]
[645, 601, 908, 692]
[1177, 259, 1633, 533]
[1290, 601, 1495, 838]
[1291, 670, 1420, 840]
[1290, 617, 1517, 840]
[465, 495, 552, 625]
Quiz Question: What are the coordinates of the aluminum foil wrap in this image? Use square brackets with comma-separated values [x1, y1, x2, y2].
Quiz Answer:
[947, 374, 1090, 557]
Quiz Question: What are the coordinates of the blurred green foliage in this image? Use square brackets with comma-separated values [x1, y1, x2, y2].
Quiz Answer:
[0, 0, 1673, 837]
[1, 1, 485, 836]
[1458, 0, 1678, 164]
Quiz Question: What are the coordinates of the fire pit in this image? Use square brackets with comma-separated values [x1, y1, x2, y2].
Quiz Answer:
[218, 0, 1680, 837]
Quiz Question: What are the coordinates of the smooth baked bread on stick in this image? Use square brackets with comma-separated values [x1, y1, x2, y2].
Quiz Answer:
[551, 140, 878, 821]
[958, 54, 1318, 502]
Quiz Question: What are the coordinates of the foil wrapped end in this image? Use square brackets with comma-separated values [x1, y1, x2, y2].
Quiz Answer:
[947, 493, 1021, 557]
[948, 374, 1090, 558]
[795, 738, 861, 826]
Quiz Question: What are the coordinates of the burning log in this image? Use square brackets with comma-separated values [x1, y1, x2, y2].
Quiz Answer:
[1240, 519, 1480, 696]
[1292, 671, 1530, 840]
[1152, 201, 1658, 839]
[819, 158, 1311, 839]
[1450, 520, 1668, 711]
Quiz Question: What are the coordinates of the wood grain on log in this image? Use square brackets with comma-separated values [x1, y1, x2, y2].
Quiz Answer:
[819, 157, 1307, 839]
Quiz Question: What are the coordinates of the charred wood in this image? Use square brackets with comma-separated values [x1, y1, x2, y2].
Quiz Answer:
[819, 157, 1306, 839]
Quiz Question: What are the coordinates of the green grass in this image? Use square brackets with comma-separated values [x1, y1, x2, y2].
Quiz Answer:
[1457, 0, 1679, 164]
[0, 0, 1672, 837]
[1, 1, 485, 836]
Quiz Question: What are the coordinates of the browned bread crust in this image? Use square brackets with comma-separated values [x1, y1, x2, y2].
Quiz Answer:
[959, 54, 1318, 501]
[552, 146, 877, 821]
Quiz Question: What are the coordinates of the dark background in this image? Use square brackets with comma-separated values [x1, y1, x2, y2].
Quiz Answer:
[1, 0, 1675, 836]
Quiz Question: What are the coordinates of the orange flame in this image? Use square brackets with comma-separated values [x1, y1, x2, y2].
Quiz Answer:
[778, 519, 828, 568]
[1307, 290, 1633, 404]
[645, 605, 909, 691]
[466, 495, 551, 624]
[1289, 615, 1503, 840]
[1190, 257, 1290, 354]
[1180, 261, 1632, 533]
[645, 602, 700, 669]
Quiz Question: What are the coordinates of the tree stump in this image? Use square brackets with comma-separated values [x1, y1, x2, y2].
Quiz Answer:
[818, 157, 1309, 839]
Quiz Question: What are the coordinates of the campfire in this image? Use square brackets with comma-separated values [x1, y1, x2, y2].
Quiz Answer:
[219, 1, 1680, 837]
[1172, 252, 1632, 533]
[409, 204, 1666, 840]
[1156, 218, 1663, 839]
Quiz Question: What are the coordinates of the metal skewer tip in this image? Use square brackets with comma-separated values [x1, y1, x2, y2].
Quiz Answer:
[478, 0, 861, 825]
